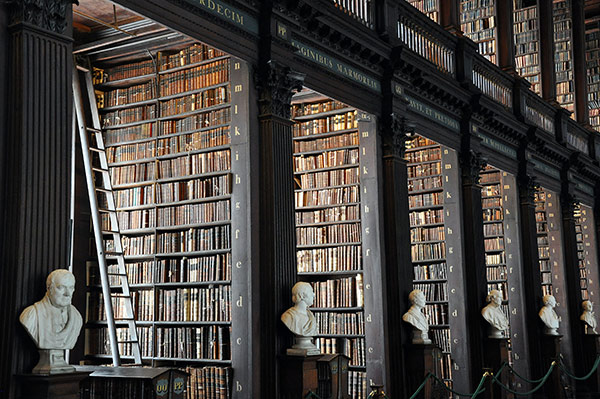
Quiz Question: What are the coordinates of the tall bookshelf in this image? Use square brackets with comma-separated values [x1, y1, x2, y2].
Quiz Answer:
[460, 0, 498, 64]
[406, 0, 440, 23]
[514, 0, 541, 94]
[292, 94, 383, 399]
[586, 18, 600, 131]
[479, 167, 528, 372]
[405, 136, 469, 392]
[553, 0, 575, 116]
[84, 41, 252, 399]
[573, 204, 600, 302]
[535, 189, 553, 296]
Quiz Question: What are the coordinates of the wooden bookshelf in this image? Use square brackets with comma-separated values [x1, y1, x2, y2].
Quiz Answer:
[574, 204, 600, 302]
[406, 0, 440, 23]
[514, 0, 541, 94]
[292, 95, 384, 399]
[586, 18, 600, 131]
[83, 42, 252, 399]
[553, 0, 575, 115]
[460, 0, 498, 64]
[405, 136, 470, 392]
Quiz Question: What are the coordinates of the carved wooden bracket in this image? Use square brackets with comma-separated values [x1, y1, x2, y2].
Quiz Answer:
[7, 0, 76, 34]
[255, 60, 305, 119]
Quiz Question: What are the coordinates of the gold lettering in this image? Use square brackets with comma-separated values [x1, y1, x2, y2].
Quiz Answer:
[235, 126, 241, 136]
[235, 84, 243, 92]
[362, 131, 369, 137]
[235, 62, 240, 70]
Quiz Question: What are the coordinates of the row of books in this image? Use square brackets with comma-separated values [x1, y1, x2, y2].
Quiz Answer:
[108, 187, 155, 210]
[95, 59, 155, 83]
[158, 59, 230, 97]
[487, 265, 507, 281]
[110, 162, 154, 186]
[293, 132, 359, 153]
[483, 208, 503, 222]
[315, 337, 365, 367]
[481, 184, 500, 197]
[411, 242, 446, 261]
[155, 200, 230, 226]
[296, 205, 360, 224]
[156, 127, 231, 159]
[104, 123, 154, 145]
[292, 112, 358, 137]
[431, 328, 451, 353]
[423, 303, 448, 325]
[102, 104, 156, 128]
[158, 109, 230, 137]
[406, 136, 436, 150]
[108, 234, 155, 254]
[297, 246, 362, 273]
[407, 162, 442, 178]
[156, 174, 231, 204]
[158, 286, 231, 322]
[480, 171, 500, 183]
[296, 167, 359, 189]
[294, 149, 359, 172]
[102, 210, 154, 231]
[405, 147, 441, 163]
[410, 225, 445, 242]
[407, 176, 443, 192]
[295, 186, 360, 208]
[88, 291, 154, 321]
[349, 371, 368, 399]
[413, 262, 448, 280]
[538, 235, 549, 246]
[410, 209, 444, 226]
[158, 44, 226, 72]
[291, 100, 349, 117]
[80, 376, 151, 399]
[483, 222, 504, 236]
[185, 366, 232, 399]
[156, 150, 231, 179]
[484, 237, 505, 251]
[96, 262, 153, 285]
[155, 254, 232, 282]
[107, 141, 155, 163]
[101, 81, 156, 108]
[536, 211, 547, 222]
[296, 223, 361, 246]
[539, 259, 551, 272]
[316, 311, 365, 335]
[156, 325, 230, 359]
[408, 191, 443, 208]
[311, 276, 364, 308]
[537, 221, 548, 233]
[408, 0, 439, 20]
[156, 225, 231, 253]
[160, 87, 229, 118]
[413, 282, 448, 302]
[86, 327, 152, 357]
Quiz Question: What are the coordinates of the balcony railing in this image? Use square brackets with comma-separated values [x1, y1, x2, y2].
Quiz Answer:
[565, 121, 590, 155]
[398, 14, 455, 75]
[472, 59, 513, 109]
[332, 0, 374, 28]
[524, 96, 555, 134]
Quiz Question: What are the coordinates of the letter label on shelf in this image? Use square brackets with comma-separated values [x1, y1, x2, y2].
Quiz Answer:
[367, 314, 372, 322]
[236, 261, 242, 269]
[362, 131, 369, 137]
[235, 126, 241, 136]
[237, 296, 243, 307]
[235, 84, 243, 92]
[237, 338, 242, 345]
[234, 62, 241, 70]
[236, 381, 243, 392]
[236, 175, 241, 184]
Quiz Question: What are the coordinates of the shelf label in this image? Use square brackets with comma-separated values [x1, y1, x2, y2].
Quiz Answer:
[235, 229, 240, 239]
[366, 249, 371, 256]
[235, 126, 241, 136]
[366, 284, 371, 290]
[234, 104, 238, 114]
[367, 314, 372, 322]
[236, 174, 241, 184]
[452, 310, 458, 317]
[365, 227, 370, 235]
[236, 381, 243, 392]
[362, 131, 369, 137]
[237, 296, 243, 307]
[237, 337, 242, 345]
[368, 347, 374, 353]
[236, 201, 241, 209]
[234, 84, 243, 92]
[235, 150, 239, 160]
[363, 167, 368, 175]
[236, 261, 242, 269]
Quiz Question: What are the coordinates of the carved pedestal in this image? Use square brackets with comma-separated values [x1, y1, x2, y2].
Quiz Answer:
[539, 335, 565, 399]
[280, 354, 321, 399]
[405, 344, 447, 399]
[482, 338, 512, 399]
[16, 371, 90, 399]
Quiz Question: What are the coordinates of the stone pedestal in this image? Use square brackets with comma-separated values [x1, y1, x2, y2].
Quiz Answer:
[539, 335, 565, 399]
[17, 371, 90, 399]
[482, 338, 512, 399]
[405, 344, 446, 399]
[280, 354, 322, 399]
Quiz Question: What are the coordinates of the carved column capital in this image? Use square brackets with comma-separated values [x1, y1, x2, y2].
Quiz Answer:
[7, 0, 76, 34]
[255, 60, 304, 119]
[381, 113, 413, 159]
[518, 174, 539, 205]
[460, 150, 487, 185]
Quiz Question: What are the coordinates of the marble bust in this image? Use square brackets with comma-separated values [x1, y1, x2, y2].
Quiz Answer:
[402, 289, 431, 344]
[19, 269, 83, 374]
[481, 290, 509, 338]
[581, 300, 598, 335]
[281, 282, 319, 356]
[539, 294, 560, 335]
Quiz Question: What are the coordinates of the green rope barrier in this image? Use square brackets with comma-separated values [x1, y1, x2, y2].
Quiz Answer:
[304, 390, 322, 399]
[559, 355, 600, 381]
[491, 361, 556, 396]
[408, 371, 488, 398]
[495, 362, 547, 384]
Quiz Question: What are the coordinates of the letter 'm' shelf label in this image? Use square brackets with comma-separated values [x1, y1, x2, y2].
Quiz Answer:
[362, 131, 369, 137]
[234, 84, 243, 92]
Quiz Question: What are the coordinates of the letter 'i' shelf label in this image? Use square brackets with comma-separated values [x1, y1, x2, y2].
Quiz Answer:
[290, 39, 381, 93]
[184, 0, 258, 34]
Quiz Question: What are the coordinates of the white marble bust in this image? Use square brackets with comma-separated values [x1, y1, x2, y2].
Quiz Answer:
[19, 269, 83, 374]
[581, 300, 598, 335]
[481, 290, 509, 338]
[539, 294, 560, 335]
[402, 289, 431, 344]
[281, 282, 319, 356]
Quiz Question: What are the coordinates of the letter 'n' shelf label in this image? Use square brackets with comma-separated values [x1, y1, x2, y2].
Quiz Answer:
[183, 0, 258, 34]
[290, 39, 381, 93]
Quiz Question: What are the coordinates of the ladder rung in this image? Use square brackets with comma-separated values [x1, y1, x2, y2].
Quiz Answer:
[117, 340, 138, 344]
[86, 127, 101, 132]
[102, 230, 119, 234]
[98, 208, 115, 213]
[104, 251, 123, 256]
[111, 294, 131, 298]
[89, 147, 104, 153]
[107, 272, 127, 276]
[92, 166, 109, 173]
[95, 187, 111, 193]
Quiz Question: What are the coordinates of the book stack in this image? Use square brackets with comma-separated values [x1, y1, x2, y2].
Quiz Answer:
[406, 0, 440, 23]
[535, 189, 553, 296]
[586, 17, 600, 131]
[514, 0, 541, 93]
[461, 0, 498, 64]
[553, 0, 575, 115]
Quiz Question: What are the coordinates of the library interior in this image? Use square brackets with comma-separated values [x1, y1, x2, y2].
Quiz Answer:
[3, 0, 600, 398]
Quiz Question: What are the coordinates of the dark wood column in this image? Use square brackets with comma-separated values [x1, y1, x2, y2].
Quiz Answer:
[440, 0, 460, 34]
[496, 0, 516, 72]
[255, 60, 304, 399]
[459, 131, 488, 388]
[516, 153, 545, 379]
[539, 1, 556, 102]
[571, 0, 589, 124]
[0, 0, 73, 396]
[379, 111, 415, 398]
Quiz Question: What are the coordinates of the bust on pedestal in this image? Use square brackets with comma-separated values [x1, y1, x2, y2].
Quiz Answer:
[281, 282, 320, 356]
[19, 269, 83, 374]
[581, 300, 598, 335]
[539, 294, 560, 336]
[481, 290, 509, 338]
[402, 289, 431, 344]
